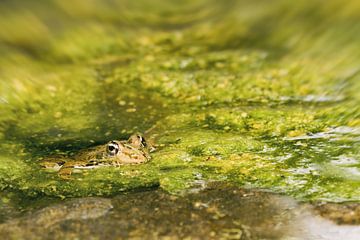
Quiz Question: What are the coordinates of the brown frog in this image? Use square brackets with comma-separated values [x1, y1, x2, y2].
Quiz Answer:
[41, 133, 155, 179]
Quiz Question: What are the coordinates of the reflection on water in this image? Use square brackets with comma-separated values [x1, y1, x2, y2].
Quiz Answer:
[0, 183, 359, 240]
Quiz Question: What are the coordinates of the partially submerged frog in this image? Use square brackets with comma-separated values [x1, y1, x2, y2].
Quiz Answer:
[41, 133, 155, 179]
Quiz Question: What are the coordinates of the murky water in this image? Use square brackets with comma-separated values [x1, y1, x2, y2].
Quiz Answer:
[0, 0, 360, 238]
[0, 183, 359, 240]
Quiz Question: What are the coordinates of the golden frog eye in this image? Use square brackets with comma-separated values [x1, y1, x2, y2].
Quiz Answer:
[107, 141, 119, 156]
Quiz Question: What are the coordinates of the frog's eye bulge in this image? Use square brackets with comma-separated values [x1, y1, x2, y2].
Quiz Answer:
[128, 133, 147, 148]
[107, 141, 119, 156]
[138, 134, 147, 148]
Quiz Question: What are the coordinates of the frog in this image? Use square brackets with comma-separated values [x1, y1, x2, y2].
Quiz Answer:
[41, 133, 155, 179]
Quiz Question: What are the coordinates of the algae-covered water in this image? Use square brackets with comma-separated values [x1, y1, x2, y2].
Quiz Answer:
[0, 0, 360, 232]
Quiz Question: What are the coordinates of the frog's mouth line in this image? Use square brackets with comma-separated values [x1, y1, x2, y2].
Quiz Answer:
[73, 162, 121, 169]
[74, 165, 101, 169]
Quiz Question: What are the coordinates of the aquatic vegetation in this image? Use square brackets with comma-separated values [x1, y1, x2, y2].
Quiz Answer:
[0, 0, 359, 206]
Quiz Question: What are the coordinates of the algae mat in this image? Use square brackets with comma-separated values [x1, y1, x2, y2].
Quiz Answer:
[0, 0, 359, 205]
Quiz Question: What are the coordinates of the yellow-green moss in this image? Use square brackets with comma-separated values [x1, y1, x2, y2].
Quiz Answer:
[0, 0, 359, 202]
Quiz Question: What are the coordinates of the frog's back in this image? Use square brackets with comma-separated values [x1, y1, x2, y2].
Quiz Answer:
[74, 145, 107, 162]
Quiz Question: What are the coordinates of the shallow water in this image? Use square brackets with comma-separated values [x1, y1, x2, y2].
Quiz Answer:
[0, 183, 359, 240]
[0, 0, 360, 238]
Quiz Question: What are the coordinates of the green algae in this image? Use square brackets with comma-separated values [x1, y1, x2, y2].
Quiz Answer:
[0, 0, 360, 203]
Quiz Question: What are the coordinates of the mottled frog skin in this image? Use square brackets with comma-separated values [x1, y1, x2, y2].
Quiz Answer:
[41, 133, 154, 179]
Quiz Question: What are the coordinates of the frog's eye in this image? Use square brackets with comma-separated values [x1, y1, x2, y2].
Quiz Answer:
[137, 135, 147, 147]
[107, 141, 119, 156]
[128, 134, 147, 148]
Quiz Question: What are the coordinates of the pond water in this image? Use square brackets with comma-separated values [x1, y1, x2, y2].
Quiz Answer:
[1, 183, 359, 239]
[0, 0, 360, 238]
